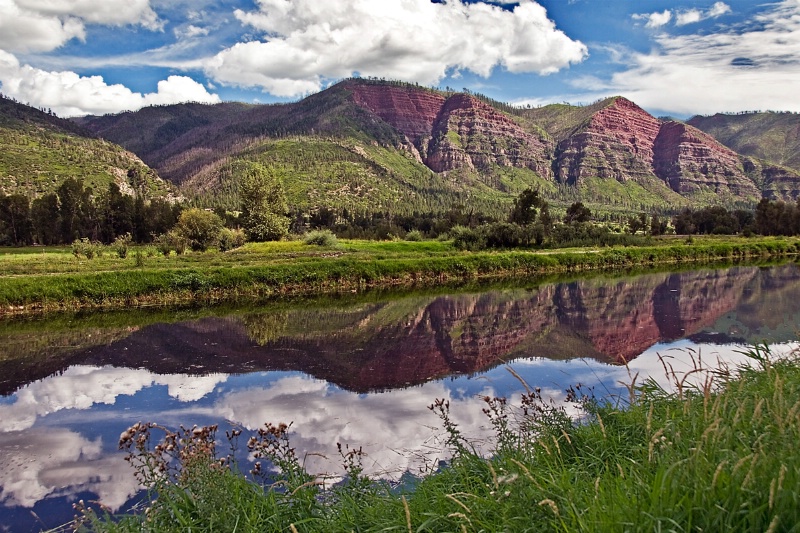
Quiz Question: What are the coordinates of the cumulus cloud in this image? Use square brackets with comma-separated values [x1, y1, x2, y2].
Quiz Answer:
[0, 365, 228, 431]
[0, 51, 220, 116]
[633, 10, 672, 29]
[612, 0, 800, 115]
[633, 2, 730, 29]
[0, 0, 161, 53]
[16, 0, 162, 30]
[204, 0, 587, 98]
[0, 428, 138, 510]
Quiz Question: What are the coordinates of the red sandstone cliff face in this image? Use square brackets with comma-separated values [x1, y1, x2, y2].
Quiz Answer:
[554, 97, 661, 184]
[348, 83, 445, 142]
[347, 83, 553, 178]
[345, 83, 774, 199]
[653, 122, 760, 199]
[425, 94, 553, 176]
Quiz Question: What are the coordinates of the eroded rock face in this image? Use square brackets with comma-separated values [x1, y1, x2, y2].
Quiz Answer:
[349, 85, 772, 200]
[744, 158, 800, 200]
[653, 121, 760, 199]
[426, 94, 553, 176]
[348, 84, 553, 177]
[554, 97, 661, 184]
[348, 83, 445, 149]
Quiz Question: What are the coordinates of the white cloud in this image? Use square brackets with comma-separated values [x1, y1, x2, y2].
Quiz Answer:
[634, 10, 672, 29]
[0, 428, 138, 510]
[175, 24, 210, 40]
[611, 0, 800, 115]
[205, 0, 587, 98]
[708, 1, 733, 18]
[675, 8, 703, 26]
[16, 0, 162, 30]
[0, 0, 85, 53]
[0, 51, 220, 116]
[633, 2, 730, 29]
[0, 365, 228, 431]
[0, 0, 161, 53]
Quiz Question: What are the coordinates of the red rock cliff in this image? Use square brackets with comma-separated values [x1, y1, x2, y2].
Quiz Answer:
[554, 97, 662, 184]
[426, 94, 553, 177]
[348, 83, 445, 147]
[653, 121, 760, 199]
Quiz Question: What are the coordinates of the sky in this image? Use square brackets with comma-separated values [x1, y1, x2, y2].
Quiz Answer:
[0, 0, 798, 118]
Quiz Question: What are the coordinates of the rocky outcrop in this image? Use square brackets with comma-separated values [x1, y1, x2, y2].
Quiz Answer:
[743, 158, 800, 200]
[347, 83, 445, 148]
[653, 121, 760, 199]
[425, 94, 553, 176]
[347, 83, 553, 177]
[554, 97, 661, 184]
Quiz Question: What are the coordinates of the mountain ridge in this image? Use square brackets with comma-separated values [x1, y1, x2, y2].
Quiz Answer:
[10, 80, 800, 215]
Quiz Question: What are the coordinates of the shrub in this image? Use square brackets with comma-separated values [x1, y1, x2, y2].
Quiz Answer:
[173, 208, 223, 252]
[72, 238, 104, 259]
[304, 229, 338, 247]
[218, 228, 247, 252]
[72, 237, 90, 259]
[113, 233, 132, 259]
[153, 233, 172, 257]
[450, 225, 486, 251]
[405, 230, 424, 241]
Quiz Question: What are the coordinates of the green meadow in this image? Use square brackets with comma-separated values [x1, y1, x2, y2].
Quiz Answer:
[2, 235, 800, 315]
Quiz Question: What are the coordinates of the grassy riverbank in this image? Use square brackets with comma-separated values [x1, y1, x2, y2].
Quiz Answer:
[75, 345, 800, 532]
[2, 236, 800, 315]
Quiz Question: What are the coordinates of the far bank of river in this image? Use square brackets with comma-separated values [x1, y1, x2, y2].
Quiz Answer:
[1, 237, 799, 316]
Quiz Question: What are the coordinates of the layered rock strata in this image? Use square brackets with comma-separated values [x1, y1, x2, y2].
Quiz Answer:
[653, 121, 760, 199]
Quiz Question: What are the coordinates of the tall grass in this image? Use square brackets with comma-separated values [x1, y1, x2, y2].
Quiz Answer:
[75, 345, 800, 532]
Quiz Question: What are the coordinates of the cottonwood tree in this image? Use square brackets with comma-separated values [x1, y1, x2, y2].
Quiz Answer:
[509, 188, 543, 226]
[239, 164, 290, 241]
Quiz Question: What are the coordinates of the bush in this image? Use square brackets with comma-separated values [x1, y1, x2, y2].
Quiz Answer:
[450, 225, 486, 251]
[218, 228, 246, 252]
[405, 230, 424, 241]
[113, 233, 132, 259]
[173, 208, 223, 252]
[72, 238, 104, 259]
[169, 231, 189, 255]
[153, 234, 172, 257]
[153, 231, 190, 256]
[304, 229, 338, 247]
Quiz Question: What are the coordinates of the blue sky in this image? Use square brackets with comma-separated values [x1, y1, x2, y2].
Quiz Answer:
[0, 0, 798, 118]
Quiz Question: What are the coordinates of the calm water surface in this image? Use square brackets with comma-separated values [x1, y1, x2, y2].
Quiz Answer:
[2, 264, 800, 531]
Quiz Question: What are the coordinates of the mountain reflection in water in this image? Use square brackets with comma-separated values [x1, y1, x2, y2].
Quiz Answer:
[1, 264, 800, 531]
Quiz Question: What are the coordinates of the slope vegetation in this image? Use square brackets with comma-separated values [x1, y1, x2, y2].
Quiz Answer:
[74, 80, 800, 215]
[0, 94, 171, 199]
[689, 112, 800, 173]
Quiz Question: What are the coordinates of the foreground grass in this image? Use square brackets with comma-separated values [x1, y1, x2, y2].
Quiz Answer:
[2, 236, 800, 315]
[76, 346, 800, 532]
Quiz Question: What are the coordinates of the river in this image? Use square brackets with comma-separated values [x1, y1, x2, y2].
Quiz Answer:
[2, 263, 800, 531]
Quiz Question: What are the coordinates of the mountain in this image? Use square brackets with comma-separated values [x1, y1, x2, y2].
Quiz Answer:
[73, 80, 800, 214]
[688, 112, 800, 174]
[0, 94, 173, 200]
[688, 112, 800, 201]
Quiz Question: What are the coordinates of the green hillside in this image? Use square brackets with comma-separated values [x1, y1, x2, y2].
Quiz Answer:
[0, 94, 172, 199]
[688, 112, 800, 174]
